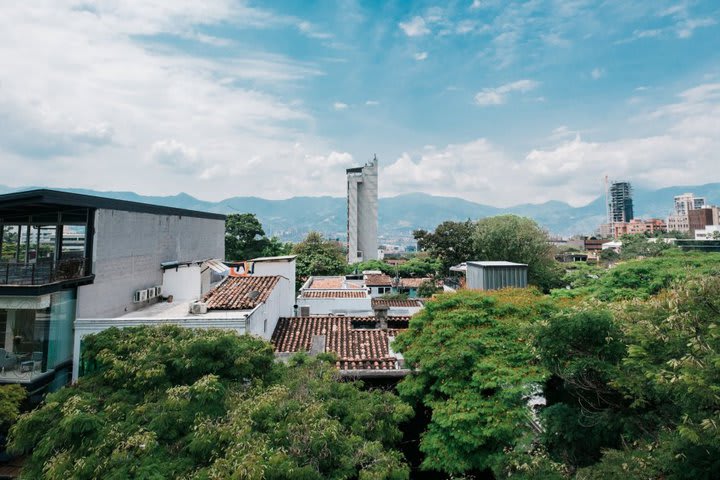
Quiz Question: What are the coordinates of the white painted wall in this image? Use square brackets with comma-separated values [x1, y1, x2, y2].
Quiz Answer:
[245, 277, 289, 339]
[252, 259, 296, 315]
[162, 265, 202, 301]
[77, 209, 224, 318]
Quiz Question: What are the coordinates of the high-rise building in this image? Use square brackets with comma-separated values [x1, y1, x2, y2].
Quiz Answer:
[346, 156, 378, 264]
[608, 181, 634, 225]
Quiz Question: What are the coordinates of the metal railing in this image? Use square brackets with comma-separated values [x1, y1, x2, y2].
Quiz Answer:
[0, 257, 87, 286]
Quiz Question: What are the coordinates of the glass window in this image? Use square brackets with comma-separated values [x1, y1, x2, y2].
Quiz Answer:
[0, 289, 76, 381]
[1, 225, 19, 262]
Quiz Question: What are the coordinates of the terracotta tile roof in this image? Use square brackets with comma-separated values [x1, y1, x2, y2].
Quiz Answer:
[364, 273, 393, 286]
[271, 316, 407, 370]
[202, 275, 280, 310]
[301, 290, 369, 299]
[308, 277, 365, 289]
[372, 298, 424, 308]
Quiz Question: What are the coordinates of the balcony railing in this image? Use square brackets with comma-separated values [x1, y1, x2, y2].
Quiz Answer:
[0, 257, 88, 286]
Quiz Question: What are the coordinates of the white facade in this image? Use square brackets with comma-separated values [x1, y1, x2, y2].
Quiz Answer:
[695, 225, 720, 240]
[347, 157, 378, 264]
[77, 209, 224, 318]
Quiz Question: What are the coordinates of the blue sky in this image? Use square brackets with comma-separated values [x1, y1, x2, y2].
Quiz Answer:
[0, 0, 718, 206]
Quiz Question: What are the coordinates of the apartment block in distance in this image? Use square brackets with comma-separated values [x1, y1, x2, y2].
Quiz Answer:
[0, 189, 224, 395]
[346, 156, 378, 264]
[667, 193, 706, 233]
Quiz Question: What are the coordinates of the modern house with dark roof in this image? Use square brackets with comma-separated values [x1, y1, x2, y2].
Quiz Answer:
[0, 189, 225, 394]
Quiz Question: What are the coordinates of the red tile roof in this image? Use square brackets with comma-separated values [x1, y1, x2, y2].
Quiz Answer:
[202, 275, 280, 310]
[301, 290, 369, 299]
[364, 273, 393, 286]
[372, 298, 424, 308]
[271, 316, 407, 370]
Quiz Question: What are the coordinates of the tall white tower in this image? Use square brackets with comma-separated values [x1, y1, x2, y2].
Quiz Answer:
[346, 156, 378, 264]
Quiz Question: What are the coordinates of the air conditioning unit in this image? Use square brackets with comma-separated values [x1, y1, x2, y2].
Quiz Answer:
[189, 302, 208, 315]
[133, 289, 148, 303]
[146, 287, 156, 299]
[154, 285, 162, 297]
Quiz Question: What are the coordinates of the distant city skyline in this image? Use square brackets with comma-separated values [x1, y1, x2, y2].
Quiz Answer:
[1, 1, 719, 207]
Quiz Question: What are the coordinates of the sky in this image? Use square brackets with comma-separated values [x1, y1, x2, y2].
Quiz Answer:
[1, 0, 719, 207]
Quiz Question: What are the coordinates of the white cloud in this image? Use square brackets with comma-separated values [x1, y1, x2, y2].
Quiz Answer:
[676, 17, 716, 39]
[333, 102, 349, 110]
[399, 16, 430, 37]
[470, 0, 483, 10]
[414, 51, 428, 61]
[0, 2, 354, 200]
[150, 139, 202, 174]
[383, 82, 720, 207]
[365, 100, 380, 106]
[297, 21, 333, 40]
[591, 67, 605, 79]
[474, 79, 539, 106]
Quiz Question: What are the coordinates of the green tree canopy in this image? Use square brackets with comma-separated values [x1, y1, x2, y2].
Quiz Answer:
[473, 215, 563, 292]
[292, 232, 347, 289]
[224, 213, 269, 261]
[413, 220, 476, 272]
[394, 289, 555, 476]
[9, 326, 412, 479]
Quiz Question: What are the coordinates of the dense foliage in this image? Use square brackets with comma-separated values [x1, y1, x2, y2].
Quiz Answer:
[553, 251, 720, 301]
[390, 248, 720, 479]
[394, 289, 557, 476]
[345, 257, 441, 278]
[413, 220, 476, 272]
[225, 213, 291, 261]
[9, 326, 412, 479]
[292, 231, 347, 289]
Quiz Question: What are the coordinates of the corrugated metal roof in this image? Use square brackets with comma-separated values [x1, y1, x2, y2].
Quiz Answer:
[467, 261, 528, 267]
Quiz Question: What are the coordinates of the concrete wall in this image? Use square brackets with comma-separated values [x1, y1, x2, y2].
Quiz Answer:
[77, 209, 224, 318]
[347, 159, 378, 263]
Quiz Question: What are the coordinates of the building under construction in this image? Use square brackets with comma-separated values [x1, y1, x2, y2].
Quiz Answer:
[608, 181, 634, 224]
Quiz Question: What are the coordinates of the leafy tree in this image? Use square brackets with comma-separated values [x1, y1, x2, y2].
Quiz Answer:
[394, 289, 555, 476]
[618, 234, 673, 260]
[9, 326, 412, 479]
[345, 259, 393, 275]
[473, 215, 563, 292]
[224, 213, 273, 261]
[413, 220, 476, 272]
[0, 384, 25, 457]
[416, 279, 441, 298]
[0, 385, 25, 428]
[261, 235, 293, 257]
[396, 256, 441, 278]
[292, 231, 347, 289]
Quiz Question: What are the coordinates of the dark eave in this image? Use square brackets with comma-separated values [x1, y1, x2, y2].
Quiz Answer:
[0, 189, 225, 221]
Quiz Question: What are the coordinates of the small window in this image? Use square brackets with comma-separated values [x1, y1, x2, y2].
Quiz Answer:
[263, 319, 267, 332]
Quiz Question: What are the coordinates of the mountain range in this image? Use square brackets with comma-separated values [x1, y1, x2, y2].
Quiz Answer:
[2, 183, 720, 243]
